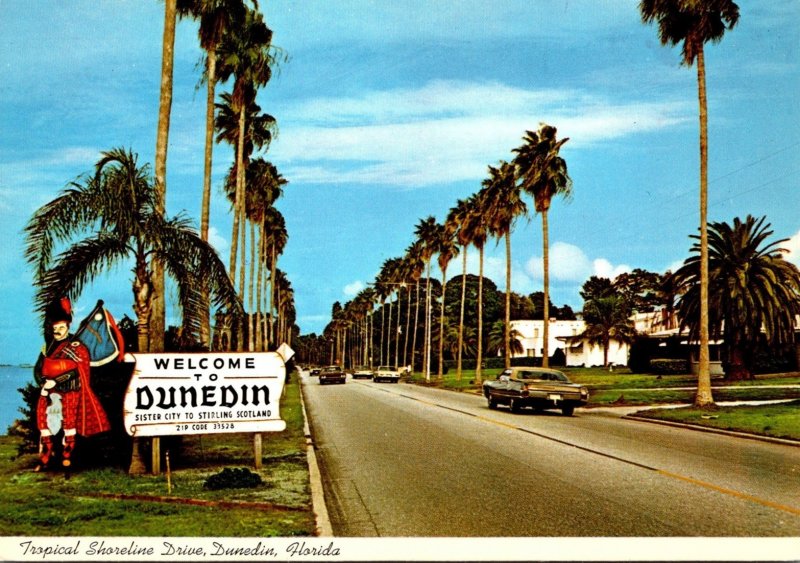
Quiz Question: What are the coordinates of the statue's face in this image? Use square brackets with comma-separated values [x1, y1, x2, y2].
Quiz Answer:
[52, 321, 69, 341]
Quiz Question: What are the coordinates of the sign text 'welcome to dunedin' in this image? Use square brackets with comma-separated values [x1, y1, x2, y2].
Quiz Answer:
[123, 352, 287, 437]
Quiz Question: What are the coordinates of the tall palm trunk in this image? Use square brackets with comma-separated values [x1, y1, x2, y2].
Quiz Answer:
[395, 292, 402, 368]
[412, 280, 420, 373]
[457, 247, 467, 381]
[541, 210, 550, 368]
[199, 47, 217, 349]
[437, 269, 448, 378]
[151, 0, 176, 355]
[379, 302, 386, 365]
[228, 106, 247, 351]
[386, 298, 392, 365]
[269, 242, 278, 349]
[504, 232, 512, 369]
[248, 221, 256, 351]
[475, 246, 484, 384]
[424, 261, 432, 381]
[404, 287, 412, 368]
[695, 45, 714, 407]
[255, 223, 265, 352]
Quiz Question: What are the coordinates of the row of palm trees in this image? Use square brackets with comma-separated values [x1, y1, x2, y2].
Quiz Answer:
[26, 1, 295, 356]
[321, 0, 746, 410]
[322, 123, 571, 384]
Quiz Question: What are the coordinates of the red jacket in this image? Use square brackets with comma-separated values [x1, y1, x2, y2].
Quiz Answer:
[40, 339, 111, 436]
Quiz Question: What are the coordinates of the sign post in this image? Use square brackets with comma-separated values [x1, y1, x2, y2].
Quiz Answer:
[123, 351, 289, 471]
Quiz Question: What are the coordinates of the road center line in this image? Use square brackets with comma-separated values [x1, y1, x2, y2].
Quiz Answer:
[366, 382, 800, 518]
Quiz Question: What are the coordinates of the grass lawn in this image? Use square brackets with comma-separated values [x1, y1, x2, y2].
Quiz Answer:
[631, 400, 800, 441]
[0, 372, 316, 537]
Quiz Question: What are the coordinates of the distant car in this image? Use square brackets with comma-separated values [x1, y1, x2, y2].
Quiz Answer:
[319, 365, 346, 385]
[309, 367, 321, 377]
[482, 367, 589, 416]
[374, 365, 400, 383]
[352, 366, 374, 380]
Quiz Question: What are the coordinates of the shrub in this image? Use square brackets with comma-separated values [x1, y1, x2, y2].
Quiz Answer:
[203, 467, 263, 490]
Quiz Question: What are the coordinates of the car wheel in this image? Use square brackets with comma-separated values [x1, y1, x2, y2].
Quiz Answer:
[509, 398, 521, 413]
[488, 395, 497, 409]
[562, 405, 575, 416]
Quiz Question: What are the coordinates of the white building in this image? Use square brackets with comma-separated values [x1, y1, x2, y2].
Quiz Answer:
[509, 319, 630, 367]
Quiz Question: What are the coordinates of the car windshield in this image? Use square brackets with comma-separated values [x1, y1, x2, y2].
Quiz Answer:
[323, 366, 340, 372]
[518, 370, 569, 382]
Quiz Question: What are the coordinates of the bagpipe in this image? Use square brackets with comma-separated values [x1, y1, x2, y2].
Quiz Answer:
[70, 299, 125, 366]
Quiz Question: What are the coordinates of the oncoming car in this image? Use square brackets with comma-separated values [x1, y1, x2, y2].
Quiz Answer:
[319, 365, 346, 385]
[482, 367, 589, 416]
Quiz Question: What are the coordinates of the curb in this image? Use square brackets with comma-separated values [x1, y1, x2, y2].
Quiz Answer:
[298, 378, 334, 537]
[623, 413, 800, 448]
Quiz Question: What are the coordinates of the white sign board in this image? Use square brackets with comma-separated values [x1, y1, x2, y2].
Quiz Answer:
[123, 352, 287, 437]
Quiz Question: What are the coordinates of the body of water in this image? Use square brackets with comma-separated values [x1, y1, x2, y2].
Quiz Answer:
[1, 365, 33, 434]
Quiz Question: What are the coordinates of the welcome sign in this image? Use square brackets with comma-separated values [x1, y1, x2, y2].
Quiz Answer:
[123, 352, 288, 437]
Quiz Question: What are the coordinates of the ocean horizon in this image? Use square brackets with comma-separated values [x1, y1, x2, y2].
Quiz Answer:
[1, 365, 33, 435]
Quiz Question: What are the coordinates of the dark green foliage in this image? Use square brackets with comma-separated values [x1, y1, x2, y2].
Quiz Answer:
[203, 467, 263, 490]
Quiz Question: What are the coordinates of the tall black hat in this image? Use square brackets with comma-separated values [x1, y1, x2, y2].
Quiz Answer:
[45, 297, 73, 324]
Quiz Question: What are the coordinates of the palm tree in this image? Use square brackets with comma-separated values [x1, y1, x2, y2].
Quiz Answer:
[24, 147, 242, 353]
[403, 240, 426, 371]
[581, 296, 636, 369]
[264, 207, 287, 350]
[446, 198, 472, 381]
[150, 0, 178, 353]
[462, 191, 490, 384]
[513, 124, 572, 368]
[488, 320, 524, 357]
[414, 216, 441, 382]
[216, 93, 277, 286]
[217, 8, 276, 295]
[436, 222, 459, 378]
[640, 0, 740, 405]
[484, 160, 527, 369]
[670, 216, 800, 381]
[177, 0, 249, 348]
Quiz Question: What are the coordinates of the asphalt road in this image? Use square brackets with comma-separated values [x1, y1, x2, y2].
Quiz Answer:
[300, 371, 800, 537]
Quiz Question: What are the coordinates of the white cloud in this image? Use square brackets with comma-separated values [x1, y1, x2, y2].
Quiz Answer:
[525, 242, 594, 282]
[208, 226, 229, 257]
[271, 80, 691, 188]
[783, 229, 800, 266]
[343, 280, 365, 296]
[593, 258, 631, 280]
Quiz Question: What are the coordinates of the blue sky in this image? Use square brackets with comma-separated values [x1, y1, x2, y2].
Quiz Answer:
[0, 1, 798, 364]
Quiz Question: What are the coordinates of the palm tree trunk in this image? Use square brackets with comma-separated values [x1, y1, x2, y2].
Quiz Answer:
[387, 297, 394, 366]
[379, 303, 386, 366]
[476, 246, 484, 384]
[457, 247, 467, 381]
[424, 261, 432, 381]
[404, 287, 412, 369]
[438, 272, 447, 379]
[695, 45, 714, 407]
[238, 202, 246, 351]
[199, 47, 217, 349]
[541, 210, 550, 368]
[504, 232, 512, 369]
[255, 223, 264, 352]
[150, 0, 176, 356]
[248, 221, 256, 351]
[269, 242, 278, 349]
[395, 291, 402, 369]
[412, 280, 420, 372]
